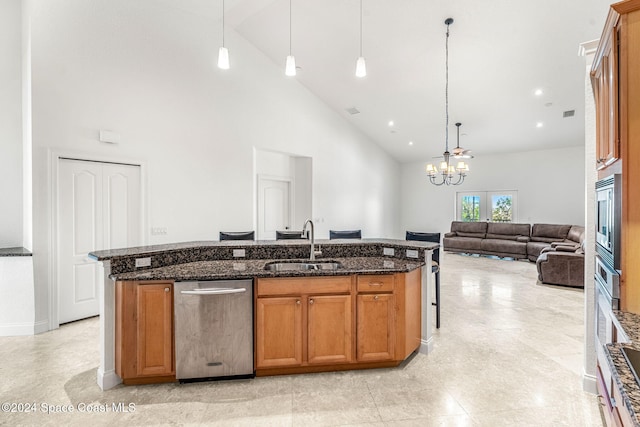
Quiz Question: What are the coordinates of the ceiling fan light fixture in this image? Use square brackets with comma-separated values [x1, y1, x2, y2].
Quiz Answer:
[426, 18, 470, 186]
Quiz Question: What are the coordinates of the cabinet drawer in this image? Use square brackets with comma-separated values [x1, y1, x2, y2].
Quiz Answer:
[357, 275, 394, 293]
[257, 276, 352, 296]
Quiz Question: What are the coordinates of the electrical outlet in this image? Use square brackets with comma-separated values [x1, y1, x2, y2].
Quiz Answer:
[383, 247, 395, 256]
[135, 257, 151, 268]
[406, 249, 419, 259]
[233, 249, 246, 258]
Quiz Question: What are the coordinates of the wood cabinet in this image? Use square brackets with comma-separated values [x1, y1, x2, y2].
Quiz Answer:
[255, 297, 303, 368]
[307, 295, 352, 364]
[593, 0, 640, 314]
[115, 281, 175, 384]
[356, 275, 395, 362]
[592, 24, 619, 171]
[255, 270, 422, 375]
[255, 276, 352, 370]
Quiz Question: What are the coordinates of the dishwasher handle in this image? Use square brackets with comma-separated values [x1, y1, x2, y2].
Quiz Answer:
[180, 287, 247, 296]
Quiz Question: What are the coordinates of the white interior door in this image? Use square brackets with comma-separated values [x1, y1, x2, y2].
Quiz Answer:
[57, 159, 141, 324]
[257, 177, 291, 240]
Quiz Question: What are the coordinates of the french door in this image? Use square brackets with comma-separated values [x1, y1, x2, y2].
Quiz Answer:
[456, 191, 518, 223]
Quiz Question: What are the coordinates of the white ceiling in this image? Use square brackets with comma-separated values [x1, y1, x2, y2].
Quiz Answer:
[166, 0, 613, 163]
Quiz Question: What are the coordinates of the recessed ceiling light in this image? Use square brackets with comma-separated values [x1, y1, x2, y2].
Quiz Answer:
[534, 89, 543, 96]
[536, 122, 544, 128]
[408, 141, 414, 146]
[388, 120, 394, 127]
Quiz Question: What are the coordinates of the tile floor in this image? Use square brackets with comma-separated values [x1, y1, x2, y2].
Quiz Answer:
[0, 253, 604, 426]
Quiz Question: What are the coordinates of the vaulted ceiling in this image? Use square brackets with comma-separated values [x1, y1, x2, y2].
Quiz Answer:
[163, 0, 613, 162]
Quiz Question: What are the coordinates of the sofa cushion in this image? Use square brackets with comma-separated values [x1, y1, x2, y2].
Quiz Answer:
[530, 236, 559, 243]
[486, 222, 531, 238]
[567, 225, 585, 244]
[481, 238, 527, 255]
[450, 221, 488, 235]
[527, 241, 551, 259]
[443, 236, 484, 251]
[531, 224, 571, 240]
[457, 231, 486, 238]
[486, 233, 518, 240]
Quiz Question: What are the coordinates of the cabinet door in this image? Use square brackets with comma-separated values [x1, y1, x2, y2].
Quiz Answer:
[256, 297, 303, 368]
[594, 30, 619, 170]
[307, 295, 352, 365]
[357, 294, 395, 362]
[136, 283, 174, 377]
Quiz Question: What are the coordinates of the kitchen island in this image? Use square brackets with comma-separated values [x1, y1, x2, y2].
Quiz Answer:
[89, 239, 437, 390]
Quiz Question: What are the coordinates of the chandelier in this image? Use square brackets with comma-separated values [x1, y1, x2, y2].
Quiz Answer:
[426, 18, 469, 186]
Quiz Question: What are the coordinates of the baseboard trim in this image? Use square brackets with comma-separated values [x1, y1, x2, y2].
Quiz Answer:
[97, 368, 122, 391]
[419, 337, 434, 354]
[34, 319, 49, 334]
[0, 322, 35, 336]
[583, 371, 597, 394]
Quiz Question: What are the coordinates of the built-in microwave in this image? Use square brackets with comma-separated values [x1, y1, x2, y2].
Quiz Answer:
[596, 174, 621, 270]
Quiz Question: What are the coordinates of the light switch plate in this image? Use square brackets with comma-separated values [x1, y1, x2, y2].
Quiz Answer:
[383, 247, 395, 256]
[135, 257, 151, 268]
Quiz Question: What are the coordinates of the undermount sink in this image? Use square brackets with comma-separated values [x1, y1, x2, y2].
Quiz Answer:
[264, 261, 342, 272]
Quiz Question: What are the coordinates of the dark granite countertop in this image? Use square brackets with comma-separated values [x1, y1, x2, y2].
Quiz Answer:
[0, 247, 32, 257]
[605, 311, 640, 426]
[89, 238, 438, 261]
[89, 239, 437, 278]
[111, 256, 424, 281]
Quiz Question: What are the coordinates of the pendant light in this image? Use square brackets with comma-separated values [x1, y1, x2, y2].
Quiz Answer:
[285, 0, 296, 76]
[355, 0, 366, 77]
[425, 18, 469, 186]
[217, 0, 230, 69]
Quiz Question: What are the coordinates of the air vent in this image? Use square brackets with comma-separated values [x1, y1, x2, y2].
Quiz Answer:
[345, 107, 360, 115]
[563, 110, 575, 118]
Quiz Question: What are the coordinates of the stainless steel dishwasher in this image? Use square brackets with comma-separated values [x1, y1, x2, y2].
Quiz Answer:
[174, 279, 254, 381]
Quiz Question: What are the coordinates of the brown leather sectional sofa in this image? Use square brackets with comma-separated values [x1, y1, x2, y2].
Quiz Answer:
[443, 221, 585, 287]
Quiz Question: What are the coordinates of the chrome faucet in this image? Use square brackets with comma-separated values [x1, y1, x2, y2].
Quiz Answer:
[302, 219, 322, 260]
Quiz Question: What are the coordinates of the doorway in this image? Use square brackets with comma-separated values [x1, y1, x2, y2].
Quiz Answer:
[254, 149, 312, 240]
[257, 177, 291, 240]
[56, 158, 142, 324]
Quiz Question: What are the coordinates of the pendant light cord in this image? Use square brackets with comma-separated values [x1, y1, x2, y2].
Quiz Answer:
[359, 0, 363, 56]
[445, 21, 450, 153]
[289, 0, 292, 55]
[222, 0, 225, 47]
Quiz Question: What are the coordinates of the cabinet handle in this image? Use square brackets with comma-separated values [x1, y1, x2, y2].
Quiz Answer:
[296, 300, 301, 305]
[368, 282, 383, 287]
[309, 299, 314, 305]
[164, 287, 170, 292]
[374, 295, 379, 301]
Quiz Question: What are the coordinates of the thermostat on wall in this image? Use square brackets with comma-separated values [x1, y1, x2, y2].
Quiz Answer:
[99, 130, 121, 144]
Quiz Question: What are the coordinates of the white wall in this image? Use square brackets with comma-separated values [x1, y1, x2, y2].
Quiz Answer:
[401, 145, 586, 235]
[28, 0, 400, 328]
[0, 0, 23, 248]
